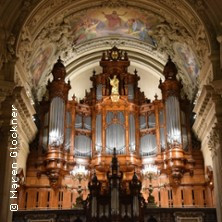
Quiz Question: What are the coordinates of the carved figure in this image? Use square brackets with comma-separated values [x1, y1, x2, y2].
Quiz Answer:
[109, 75, 119, 95]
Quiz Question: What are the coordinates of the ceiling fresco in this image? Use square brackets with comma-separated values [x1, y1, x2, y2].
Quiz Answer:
[173, 42, 200, 85]
[30, 44, 55, 86]
[16, 1, 210, 101]
[70, 8, 160, 46]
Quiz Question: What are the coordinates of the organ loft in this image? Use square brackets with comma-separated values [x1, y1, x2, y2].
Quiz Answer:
[16, 47, 215, 221]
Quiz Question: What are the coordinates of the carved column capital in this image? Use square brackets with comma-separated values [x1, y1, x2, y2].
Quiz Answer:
[208, 124, 222, 157]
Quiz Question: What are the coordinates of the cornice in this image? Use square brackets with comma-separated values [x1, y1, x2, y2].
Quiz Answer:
[13, 87, 37, 143]
[193, 84, 222, 142]
[192, 85, 214, 140]
[193, 85, 214, 116]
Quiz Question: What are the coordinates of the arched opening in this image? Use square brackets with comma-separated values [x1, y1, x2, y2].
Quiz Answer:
[0, 1, 222, 222]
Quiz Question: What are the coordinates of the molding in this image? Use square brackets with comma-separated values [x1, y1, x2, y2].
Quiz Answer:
[13, 87, 37, 143]
[198, 58, 212, 88]
[193, 85, 214, 116]
[192, 85, 217, 142]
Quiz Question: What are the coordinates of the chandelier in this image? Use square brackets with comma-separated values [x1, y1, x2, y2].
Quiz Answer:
[71, 165, 88, 183]
[142, 164, 159, 206]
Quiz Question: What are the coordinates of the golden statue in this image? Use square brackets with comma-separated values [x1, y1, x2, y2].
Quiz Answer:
[109, 75, 119, 95]
[109, 75, 120, 102]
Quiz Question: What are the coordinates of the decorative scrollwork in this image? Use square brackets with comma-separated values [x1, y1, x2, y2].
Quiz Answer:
[208, 124, 221, 157]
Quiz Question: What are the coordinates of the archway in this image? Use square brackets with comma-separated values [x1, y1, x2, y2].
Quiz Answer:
[0, 1, 222, 222]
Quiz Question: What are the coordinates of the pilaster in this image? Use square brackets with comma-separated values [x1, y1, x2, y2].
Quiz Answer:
[193, 80, 222, 221]
[13, 87, 37, 173]
[0, 95, 15, 222]
[208, 123, 222, 222]
[0, 85, 37, 222]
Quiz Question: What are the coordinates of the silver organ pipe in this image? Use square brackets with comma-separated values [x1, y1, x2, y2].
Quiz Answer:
[95, 114, 102, 152]
[140, 134, 157, 156]
[129, 114, 136, 152]
[42, 112, 49, 151]
[74, 135, 91, 157]
[106, 124, 125, 154]
[49, 97, 65, 146]
[165, 96, 182, 144]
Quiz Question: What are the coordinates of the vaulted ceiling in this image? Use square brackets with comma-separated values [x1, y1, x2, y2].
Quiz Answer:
[1, 0, 222, 101]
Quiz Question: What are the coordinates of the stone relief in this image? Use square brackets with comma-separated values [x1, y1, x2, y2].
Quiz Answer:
[150, 19, 207, 66]
[208, 124, 222, 157]
[0, 22, 16, 70]
[158, 0, 206, 36]
[18, 28, 32, 67]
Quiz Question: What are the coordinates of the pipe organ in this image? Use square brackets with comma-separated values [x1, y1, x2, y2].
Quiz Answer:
[17, 47, 214, 218]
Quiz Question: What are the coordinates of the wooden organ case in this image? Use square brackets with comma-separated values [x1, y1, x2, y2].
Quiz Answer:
[17, 47, 215, 215]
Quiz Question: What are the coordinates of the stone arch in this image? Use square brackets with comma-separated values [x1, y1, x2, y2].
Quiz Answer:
[13, 0, 216, 102]
[0, 1, 222, 222]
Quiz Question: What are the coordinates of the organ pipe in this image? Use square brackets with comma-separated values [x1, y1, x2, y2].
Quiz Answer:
[165, 96, 182, 144]
[49, 97, 65, 146]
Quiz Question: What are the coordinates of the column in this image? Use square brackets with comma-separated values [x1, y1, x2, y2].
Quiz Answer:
[0, 95, 15, 222]
[208, 124, 222, 222]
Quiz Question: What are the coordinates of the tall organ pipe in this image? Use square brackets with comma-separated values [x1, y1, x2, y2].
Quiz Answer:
[165, 96, 181, 144]
[49, 97, 65, 146]
[159, 57, 183, 147]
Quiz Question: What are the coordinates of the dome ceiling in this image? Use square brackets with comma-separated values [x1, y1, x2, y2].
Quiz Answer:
[16, 0, 212, 101]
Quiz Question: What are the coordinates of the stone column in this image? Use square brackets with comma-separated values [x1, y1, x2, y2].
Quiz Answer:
[0, 84, 37, 221]
[0, 95, 15, 222]
[208, 124, 222, 222]
[0, 42, 15, 220]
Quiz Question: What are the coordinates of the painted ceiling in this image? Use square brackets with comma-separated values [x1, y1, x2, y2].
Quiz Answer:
[16, 1, 210, 101]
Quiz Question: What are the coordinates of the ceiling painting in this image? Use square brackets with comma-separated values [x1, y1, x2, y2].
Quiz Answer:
[17, 1, 209, 101]
[173, 42, 200, 84]
[30, 44, 55, 86]
[70, 8, 161, 46]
